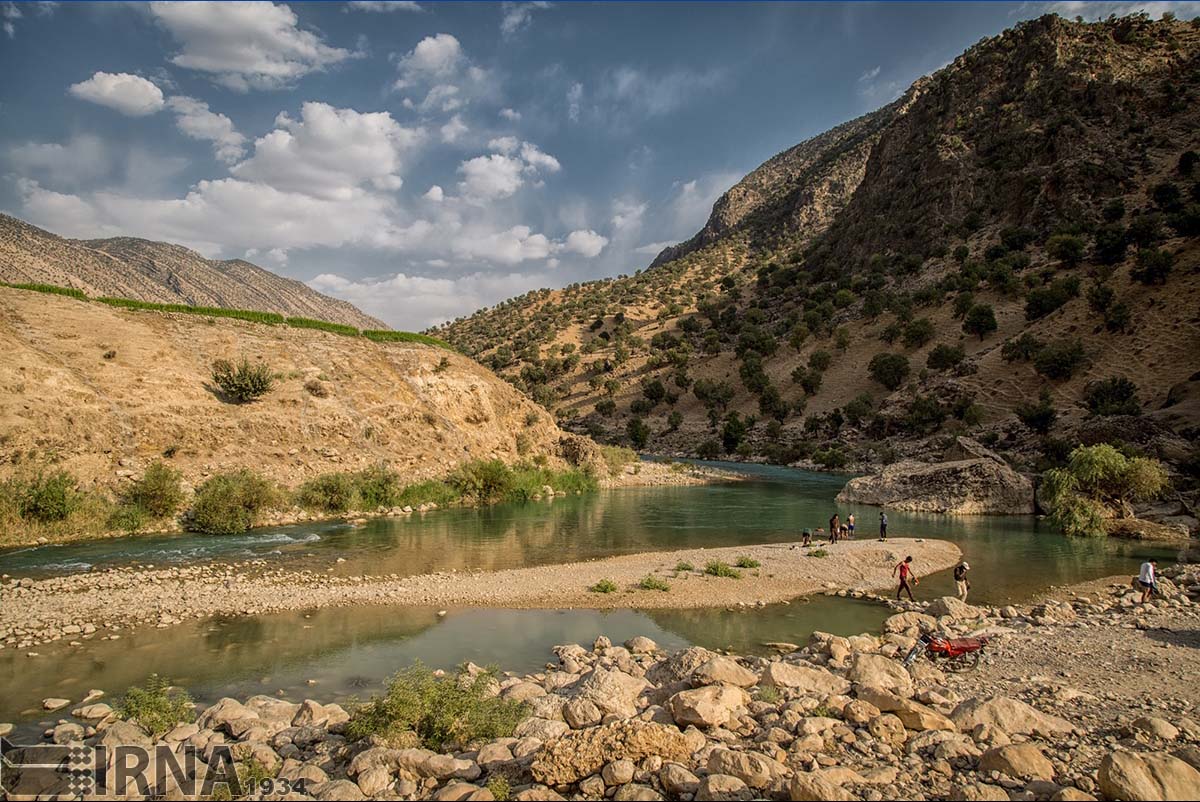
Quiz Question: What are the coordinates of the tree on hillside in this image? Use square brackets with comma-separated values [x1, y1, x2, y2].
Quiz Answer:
[1015, 389, 1057, 435]
[1046, 234, 1085, 266]
[626, 416, 650, 449]
[963, 304, 998, 340]
[1083, 377, 1141, 417]
[868, 352, 910, 391]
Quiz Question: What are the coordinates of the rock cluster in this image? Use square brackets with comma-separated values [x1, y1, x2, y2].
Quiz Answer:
[8, 579, 1200, 801]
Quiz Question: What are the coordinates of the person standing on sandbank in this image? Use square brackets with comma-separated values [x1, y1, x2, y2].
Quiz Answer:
[954, 560, 971, 602]
[879, 511, 888, 540]
[894, 555, 917, 601]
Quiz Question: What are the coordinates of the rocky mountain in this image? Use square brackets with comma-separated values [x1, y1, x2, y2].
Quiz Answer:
[0, 214, 385, 330]
[432, 14, 1200, 479]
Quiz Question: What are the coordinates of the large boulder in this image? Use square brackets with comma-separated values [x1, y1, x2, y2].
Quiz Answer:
[707, 749, 789, 789]
[789, 771, 854, 801]
[1097, 750, 1200, 800]
[692, 657, 759, 689]
[950, 696, 1073, 738]
[530, 720, 691, 786]
[667, 686, 750, 729]
[574, 668, 650, 718]
[978, 743, 1056, 781]
[646, 647, 719, 686]
[759, 662, 850, 695]
[848, 654, 913, 697]
[926, 596, 985, 620]
[836, 457, 1034, 515]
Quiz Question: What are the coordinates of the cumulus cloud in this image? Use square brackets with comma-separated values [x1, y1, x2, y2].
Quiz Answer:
[149, 1, 352, 91]
[566, 82, 583, 122]
[499, 107, 521, 121]
[166, 96, 246, 164]
[393, 32, 463, 89]
[519, 141, 560, 173]
[231, 102, 421, 200]
[391, 32, 497, 116]
[423, 185, 444, 202]
[456, 139, 561, 202]
[439, 114, 468, 143]
[308, 270, 551, 329]
[345, 1, 422, 11]
[500, 1, 551, 37]
[486, 136, 519, 155]
[68, 72, 165, 116]
[563, 229, 607, 258]
[610, 198, 647, 233]
[7, 135, 110, 188]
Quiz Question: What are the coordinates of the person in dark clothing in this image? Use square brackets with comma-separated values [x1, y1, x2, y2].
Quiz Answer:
[829, 513, 840, 544]
[879, 512, 888, 540]
[893, 555, 917, 600]
[954, 560, 971, 602]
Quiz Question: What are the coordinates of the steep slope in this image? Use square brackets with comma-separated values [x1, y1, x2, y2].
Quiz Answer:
[433, 14, 1200, 475]
[0, 214, 385, 330]
[0, 285, 564, 495]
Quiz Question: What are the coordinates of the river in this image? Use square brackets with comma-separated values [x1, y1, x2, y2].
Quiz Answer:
[0, 461, 1173, 733]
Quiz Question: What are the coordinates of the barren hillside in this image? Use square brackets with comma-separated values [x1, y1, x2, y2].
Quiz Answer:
[0, 286, 565, 494]
[432, 14, 1200, 475]
[0, 214, 384, 330]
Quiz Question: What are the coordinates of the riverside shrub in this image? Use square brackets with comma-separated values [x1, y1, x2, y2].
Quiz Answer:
[118, 675, 195, 738]
[128, 461, 185, 518]
[18, 470, 76, 522]
[189, 470, 278, 535]
[347, 664, 527, 751]
[1042, 444, 1169, 536]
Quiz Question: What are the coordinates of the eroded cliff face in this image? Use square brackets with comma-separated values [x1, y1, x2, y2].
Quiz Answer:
[0, 287, 562, 492]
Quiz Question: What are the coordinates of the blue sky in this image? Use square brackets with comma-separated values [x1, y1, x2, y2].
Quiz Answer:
[2, 1, 1196, 328]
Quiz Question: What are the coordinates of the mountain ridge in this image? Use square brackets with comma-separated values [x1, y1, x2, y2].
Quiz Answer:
[0, 214, 385, 330]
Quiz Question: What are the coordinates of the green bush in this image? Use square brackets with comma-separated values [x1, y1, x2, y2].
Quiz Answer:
[901, 318, 935, 348]
[627, 417, 651, 449]
[1083, 377, 1141, 417]
[189, 470, 278, 534]
[1015, 389, 1057, 435]
[363, 330, 456, 351]
[118, 675, 195, 737]
[638, 574, 671, 592]
[295, 472, 357, 513]
[354, 465, 402, 508]
[589, 579, 619, 593]
[211, 358, 274, 403]
[450, 459, 514, 503]
[963, 304, 997, 340]
[674, 561, 694, 572]
[734, 556, 761, 568]
[927, 344, 965, 371]
[1045, 234, 1085, 266]
[1, 281, 87, 300]
[346, 663, 527, 751]
[868, 352, 910, 391]
[128, 461, 185, 518]
[19, 470, 76, 522]
[599, 445, 637, 476]
[1001, 333, 1044, 362]
[395, 479, 461, 508]
[1033, 340, 1087, 380]
[107, 503, 146, 534]
[704, 561, 741, 579]
[809, 549, 829, 558]
[1131, 248, 1173, 285]
[1024, 277, 1080, 320]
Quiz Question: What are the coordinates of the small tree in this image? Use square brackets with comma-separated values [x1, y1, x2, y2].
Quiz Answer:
[868, 352, 910, 391]
[1130, 248, 1173, 285]
[1033, 340, 1087, 380]
[211, 358, 274, 403]
[1042, 444, 1169, 534]
[1083, 377, 1141, 417]
[1045, 234, 1085, 266]
[963, 304, 998, 340]
[902, 318, 935, 348]
[721, 412, 747, 453]
[626, 416, 650, 449]
[927, 343, 965, 371]
[128, 461, 185, 518]
[1015, 389, 1057, 435]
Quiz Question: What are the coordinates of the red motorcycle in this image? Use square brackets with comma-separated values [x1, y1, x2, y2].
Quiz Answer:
[902, 632, 990, 672]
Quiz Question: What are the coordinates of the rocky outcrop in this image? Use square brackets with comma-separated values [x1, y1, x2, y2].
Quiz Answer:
[1105, 518, 1193, 542]
[836, 455, 1035, 515]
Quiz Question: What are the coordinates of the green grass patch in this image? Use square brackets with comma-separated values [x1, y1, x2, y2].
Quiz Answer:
[735, 556, 761, 569]
[1, 281, 87, 300]
[117, 674, 194, 738]
[285, 317, 359, 336]
[95, 297, 285, 325]
[809, 548, 829, 558]
[704, 561, 741, 579]
[674, 561, 694, 572]
[599, 445, 638, 476]
[346, 663, 527, 751]
[363, 329, 456, 351]
[638, 574, 671, 592]
[589, 578, 619, 593]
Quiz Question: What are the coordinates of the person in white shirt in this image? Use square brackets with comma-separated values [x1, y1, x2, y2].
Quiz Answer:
[1138, 559, 1158, 603]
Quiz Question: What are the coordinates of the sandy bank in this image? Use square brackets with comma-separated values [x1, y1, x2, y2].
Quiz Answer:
[0, 538, 959, 650]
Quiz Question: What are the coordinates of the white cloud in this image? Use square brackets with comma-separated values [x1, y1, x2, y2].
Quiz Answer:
[2, 2, 20, 37]
[166, 96, 246, 164]
[308, 270, 550, 329]
[566, 82, 583, 122]
[563, 229, 607, 258]
[8, 135, 110, 188]
[451, 224, 554, 264]
[519, 141, 560, 173]
[457, 154, 525, 202]
[667, 171, 741, 235]
[634, 240, 677, 255]
[499, 107, 521, 121]
[487, 136, 519, 155]
[393, 32, 463, 89]
[231, 102, 421, 200]
[500, 1, 551, 37]
[601, 66, 727, 118]
[439, 114, 468, 143]
[858, 65, 881, 82]
[610, 198, 646, 233]
[423, 185, 444, 202]
[149, 1, 352, 91]
[245, 246, 289, 266]
[68, 72, 165, 116]
[346, 1, 422, 11]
